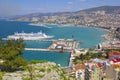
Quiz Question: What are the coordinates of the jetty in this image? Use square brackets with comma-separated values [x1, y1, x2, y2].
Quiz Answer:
[25, 38, 81, 67]
[39, 39, 55, 42]
[25, 48, 58, 52]
[48, 39, 80, 52]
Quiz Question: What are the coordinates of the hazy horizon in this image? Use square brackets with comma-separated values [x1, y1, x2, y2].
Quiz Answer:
[0, 0, 120, 17]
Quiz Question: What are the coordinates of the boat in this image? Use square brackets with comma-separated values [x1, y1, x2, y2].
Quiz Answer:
[59, 46, 64, 53]
[3, 31, 54, 40]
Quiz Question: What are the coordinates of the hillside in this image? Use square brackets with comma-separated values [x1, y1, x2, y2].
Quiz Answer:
[10, 6, 120, 28]
[76, 6, 120, 14]
[12, 6, 120, 18]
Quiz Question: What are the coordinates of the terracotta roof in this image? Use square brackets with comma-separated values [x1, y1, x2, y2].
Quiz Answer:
[112, 64, 120, 69]
[73, 64, 85, 71]
[109, 51, 120, 57]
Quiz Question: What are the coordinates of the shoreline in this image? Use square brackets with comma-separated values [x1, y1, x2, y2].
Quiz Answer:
[28, 23, 52, 28]
[7, 18, 110, 32]
[1, 20, 109, 67]
[28, 22, 108, 49]
[29, 22, 110, 31]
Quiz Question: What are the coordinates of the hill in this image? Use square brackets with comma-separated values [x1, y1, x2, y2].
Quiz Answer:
[76, 6, 120, 14]
[10, 6, 120, 28]
[15, 6, 120, 18]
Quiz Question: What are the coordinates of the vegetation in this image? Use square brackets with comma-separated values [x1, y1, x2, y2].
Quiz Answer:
[27, 65, 34, 80]
[0, 39, 75, 80]
[0, 39, 27, 72]
[73, 51, 103, 64]
[30, 60, 48, 64]
[73, 49, 120, 65]
[22, 78, 30, 80]
[104, 49, 120, 58]
[0, 71, 5, 80]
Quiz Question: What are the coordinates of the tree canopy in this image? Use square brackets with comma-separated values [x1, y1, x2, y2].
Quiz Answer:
[0, 39, 27, 72]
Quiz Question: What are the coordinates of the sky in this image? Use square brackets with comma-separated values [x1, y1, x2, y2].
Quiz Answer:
[0, 0, 120, 17]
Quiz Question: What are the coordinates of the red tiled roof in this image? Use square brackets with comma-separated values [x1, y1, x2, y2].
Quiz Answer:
[110, 58, 120, 63]
[97, 63, 103, 67]
[112, 64, 120, 68]
[74, 64, 85, 71]
[109, 51, 120, 57]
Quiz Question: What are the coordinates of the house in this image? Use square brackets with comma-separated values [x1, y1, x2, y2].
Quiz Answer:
[73, 64, 85, 80]
[84, 62, 102, 80]
[109, 51, 120, 59]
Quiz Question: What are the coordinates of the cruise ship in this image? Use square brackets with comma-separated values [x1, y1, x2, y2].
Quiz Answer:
[3, 31, 54, 40]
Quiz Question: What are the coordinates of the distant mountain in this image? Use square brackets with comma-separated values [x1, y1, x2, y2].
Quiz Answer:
[16, 12, 73, 18]
[11, 6, 120, 19]
[76, 6, 120, 14]
[9, 6, 120, 28]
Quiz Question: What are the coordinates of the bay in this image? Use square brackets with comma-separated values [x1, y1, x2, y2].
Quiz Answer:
[0, 20, 107, 66]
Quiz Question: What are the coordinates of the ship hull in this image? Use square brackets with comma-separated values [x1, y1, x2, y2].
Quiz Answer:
[5, 36, 53, 40]
[3, 31, 54, 41]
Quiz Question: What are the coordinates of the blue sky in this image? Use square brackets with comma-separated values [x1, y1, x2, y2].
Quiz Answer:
[0, 0, 120, 16]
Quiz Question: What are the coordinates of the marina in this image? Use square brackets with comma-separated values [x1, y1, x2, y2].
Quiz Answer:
[25, 38, 81, 67]
[25, 38, 80, 53]
[48, 39, 80, 52]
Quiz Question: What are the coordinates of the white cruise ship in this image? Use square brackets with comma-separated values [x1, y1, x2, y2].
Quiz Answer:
[3, 31, 54, 40]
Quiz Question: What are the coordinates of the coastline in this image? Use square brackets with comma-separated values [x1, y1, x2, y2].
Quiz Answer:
[28, 23, 52, 28]
[8, 18, 110, 32]
[29, 22, 110, 32]
[29, 22, 108, 48]
[0, 20, 108, 67]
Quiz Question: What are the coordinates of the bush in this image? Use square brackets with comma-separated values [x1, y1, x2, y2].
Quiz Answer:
[30, 60, 48, 64]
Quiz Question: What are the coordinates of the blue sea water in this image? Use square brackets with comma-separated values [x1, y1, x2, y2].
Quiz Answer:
[0, 20, 107, 66]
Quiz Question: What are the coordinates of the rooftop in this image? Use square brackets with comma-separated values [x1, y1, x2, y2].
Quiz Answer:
[109, 51, 120, 57]
[73, 64, 85, 71]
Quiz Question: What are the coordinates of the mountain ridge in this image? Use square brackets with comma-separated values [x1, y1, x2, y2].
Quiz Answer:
[76, 6, 120, 13]
[10, 5, 120, 28]
[17, 6, 120, 17]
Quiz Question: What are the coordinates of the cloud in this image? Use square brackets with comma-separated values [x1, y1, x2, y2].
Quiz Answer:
[67, 2, 73, 5]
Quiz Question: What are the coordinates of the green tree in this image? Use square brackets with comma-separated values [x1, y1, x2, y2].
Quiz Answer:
[0, 39, 27, 72]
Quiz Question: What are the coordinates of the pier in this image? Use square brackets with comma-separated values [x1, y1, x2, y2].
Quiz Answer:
[38, 39, 55, 42]
[25, 48, 58, 52]
[25, 38, 81, 68]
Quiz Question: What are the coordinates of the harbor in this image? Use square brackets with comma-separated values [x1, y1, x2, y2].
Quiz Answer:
[0, 20, 107, 67]
[48, 39, 80, 52]
[25, 39, 80, 52]
[25, 38, 81, 67]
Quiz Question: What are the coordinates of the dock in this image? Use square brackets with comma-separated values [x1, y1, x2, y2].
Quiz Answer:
[38, 39, 55, 42]
[25, 38, 81, 67]
[25, 48, 58, 52]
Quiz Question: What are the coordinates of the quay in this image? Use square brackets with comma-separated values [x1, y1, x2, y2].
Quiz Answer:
[25, 48, 58, 52]
[39, 39, 55, 42]
[25, 38, 81, 67]
[48, 38, 81, 67]
[48, 38, 80, 52]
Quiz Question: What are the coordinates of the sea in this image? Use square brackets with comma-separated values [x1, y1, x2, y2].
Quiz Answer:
[0, 20, 107, 66]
